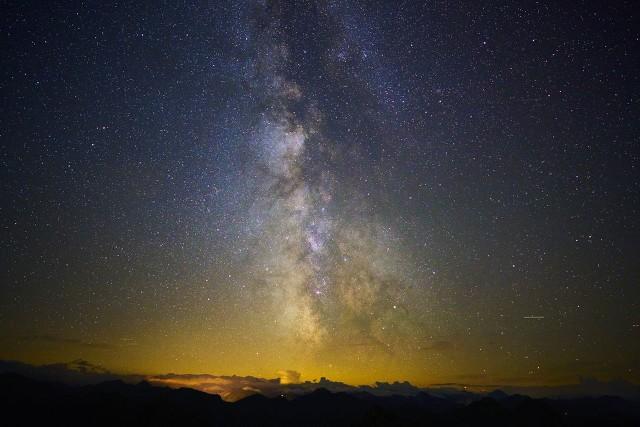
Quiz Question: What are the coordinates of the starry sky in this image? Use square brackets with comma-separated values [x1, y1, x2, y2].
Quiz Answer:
[1, 1, 639, 388]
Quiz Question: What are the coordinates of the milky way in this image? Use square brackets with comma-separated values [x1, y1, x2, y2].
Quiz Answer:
[238, 5, 420, 356]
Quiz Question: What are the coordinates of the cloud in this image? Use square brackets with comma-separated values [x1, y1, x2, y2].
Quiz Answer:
[149, 374, 451, 401]
[278, 370, 301, 384]
[147, 373, 283, 401]
[147, 373, 385, 401]
[0, 359, 144, 385]
[359, 381, 421, 396]
[429, 378, 640, 400]
[1, 360, 638, 402]
[423, 340, 455, 352]
[14, 335, 116, 350]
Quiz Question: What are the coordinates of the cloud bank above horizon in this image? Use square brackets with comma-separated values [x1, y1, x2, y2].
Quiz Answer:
[1, 359, 638, 402]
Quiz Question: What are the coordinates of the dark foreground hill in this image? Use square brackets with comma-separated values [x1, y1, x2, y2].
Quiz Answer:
[1, 373, 639, 426]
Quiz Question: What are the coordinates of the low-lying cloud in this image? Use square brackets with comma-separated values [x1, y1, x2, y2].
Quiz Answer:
[1, 359, 638, 402]
[15, 335, 116, 350]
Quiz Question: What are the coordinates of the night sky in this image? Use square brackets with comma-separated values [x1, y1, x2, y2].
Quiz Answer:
[1, 1, 639, 388]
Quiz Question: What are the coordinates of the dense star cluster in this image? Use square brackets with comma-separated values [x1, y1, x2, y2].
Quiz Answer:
[1, 1, 638, 389]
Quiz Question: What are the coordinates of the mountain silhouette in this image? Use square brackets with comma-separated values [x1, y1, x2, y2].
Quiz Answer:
[1, 373, 639, 426]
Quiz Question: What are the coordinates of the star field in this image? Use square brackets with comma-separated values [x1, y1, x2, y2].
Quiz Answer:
[1, 1, 639, 387]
